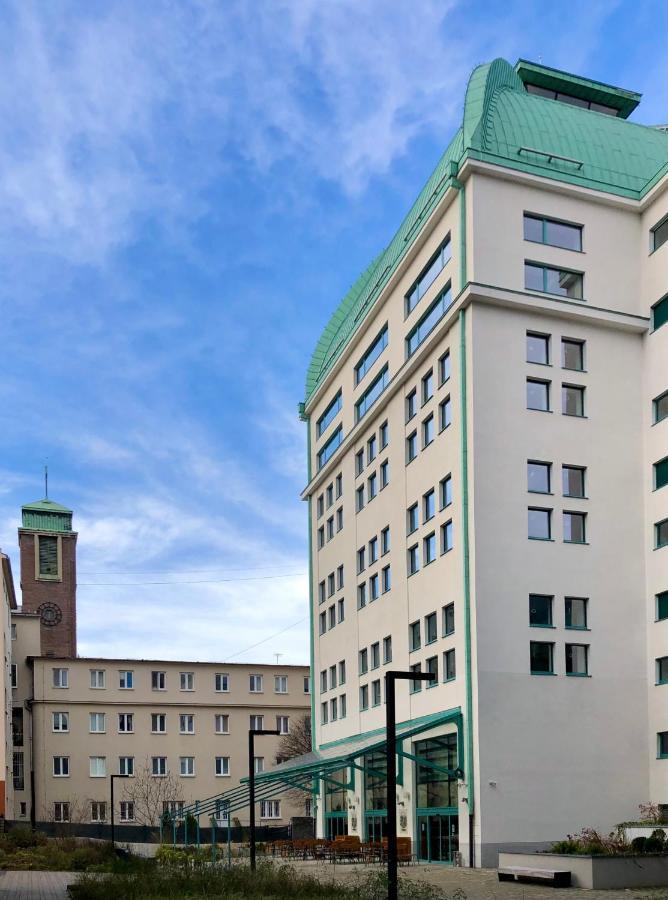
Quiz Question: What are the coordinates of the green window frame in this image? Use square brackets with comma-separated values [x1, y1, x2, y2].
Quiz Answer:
[565, 597, 588, 630]
[442, 603, 455, 636]
[651, 214, 668, 254]
[655, 390, 668, 425]
[426, 656, 438, 687]
[355, 365, 389, 422]
[317, 426, 343, 471]
[652, 295, 668, 332]
[405, 235, 451, 316]
[655, 457, 668, 491]
[38, 535, 59, 578]
[656, 519, 668, 549]
[523, 213, 583, 251]
[409, 662, 422, 694]
[443, 648, 456, 682]
[316, 391, 342, 438]
[565, 643, 589, 677]
[406, 282, 453, 357]
[524, 262, 584, 300]
[355, 325, 388, 385]
[657, 657, 668, 685]
[529, 594, 553, 627]
[658, 732, 668, 759]
[657, 591, 668, 622]
[530, 641, 554, 675]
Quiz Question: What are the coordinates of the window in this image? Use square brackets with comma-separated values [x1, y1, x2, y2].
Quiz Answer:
[527, 379, 550, 411]
[357, 546, 366, 574]
[320, 669, 328, 692]
[524, 262, 583, 299]
[319, 611, 326, 634]
[379, 421, 389, 449]
[318, 426, 343, 470]
[369, 573, 379, 601]
[90, 756, 106, 778]
[440, 475, 452, 508]
[318, 581, 326, 604]
[10, 665, 16, 689]
[528, 507, 551, 540]
[422, 414, 434, 447]
[54, 802, 70, 823]
[329, 664, 337, 690]
[530, 641, 554, 674]
[53, 668, 68, 689]
[180, 672, 194, 691]
[355, 365, 389, 422]
[380, 459, 389, 488]
[118, 713, 134, 733]
[151, 671, 166, 691]
[355, 326, 388, 385]
[151, 714, 166, 733]
[443, 649, 456, 681]
[356, 485, 365, 512]
[367, 435, 377, 464]
[119, 756, 134, 776]
[408, 544, 419, 575]
[439, 351, 451, 385]
[409, 620, 421, 651]
[152, 757, 167, 776]
[405, 235, 451, 315]
[652, 295, 668, 332]
[425, 612, 438, 644]
[339, 660, 346, 684]
[355, 449, 365, 476]
[38, 534, 59, 577]
[215, 673, 229, 693]
[406, 431, 417, 463]
[526, 332, 550, 365]
[215, 714, 229, 734]
[358, 582, 368, 609]
[422, 370, 434, 404]
[659, 732, 668, 759]
[528, 461, 551, 494]
[439, 397, 452, 431]
[566, 644, 589, 676]
[381, 526, 390, 554]
[53, 712, 69, 733]
[89, 712, 106, 733]
[564, 511, 586, 543]
[336, 473, 343, 498]
[336, 507, 343, 532]
[369, 536, 378, 563]
[443, 603, 455, 636]
[410, 662, 422, 693]
[180, 757, 195, 777]
[529, 594, 553, 627]
[562, 384, 585, 416]
[275, 675, 288, 694]
[249, 674, 263, 693]
[372, 679, 381, 706]
[338, 598, 345, 622]
[406, 389, 417, 421]
[119, 670, 134, 690]
[371, 642, 380, 669]
[317, 391, 342, 438]
[327, 573, 335, 596]
[655, 457, 668, 491]
[406, 283, 453, 357]
[179, 714, 195, 734]
[383, 635, 392, 664]
[90, 669, 105, 689]
[563, 466, 586, 497]
[441, 520, 453, 554]
[382, 565, 391, 593]
[255, 757, 264, 774]
[317, 495, 324, 518]
[91, 801, 107, 823]
[658, 657, 668, 685]
[407, 503, 419, 535]
[657, 591, 668, 622]
[655, 390, 668, 425]
[321, 702, 329, 725]
[340, 694, 347, 718]
[260, 800, 281, 819]
[250, 714, 264, 731]
[525, 83, 618, 114]
[215, 756, 230, 777]
[12, 752, 23, 791]
[303, 675, 310, 694]
[326, 518, 334, 541]
[523, 214, 582, 251]
[327, 483, 334, 508]
[656, 519, 668, 549]
[359, 648, 368, 675]
[120, 801, 135, 822]
[53, 756, 69, 777]
[652, 215, 668, 253]
[562, 338, 585, 371]
[424, 532, 436, 565]
[367, 472, 377, 501]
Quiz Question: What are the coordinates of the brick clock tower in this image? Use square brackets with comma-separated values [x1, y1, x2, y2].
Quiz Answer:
[19, 498, 77, 657]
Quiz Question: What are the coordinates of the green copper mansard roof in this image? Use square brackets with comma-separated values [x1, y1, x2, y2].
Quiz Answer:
[22, 498, 73, 533]
[304, 57, 668, 403]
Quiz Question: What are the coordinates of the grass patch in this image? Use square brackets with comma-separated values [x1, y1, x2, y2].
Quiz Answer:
[0, 826, 151, 873]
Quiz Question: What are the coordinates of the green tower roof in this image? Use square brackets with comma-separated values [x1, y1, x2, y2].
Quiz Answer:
[304, 57, 668, 403]
[22, 498, 73, 533]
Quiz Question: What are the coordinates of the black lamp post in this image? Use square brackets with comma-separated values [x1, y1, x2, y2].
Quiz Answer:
[248, 728, 280, 871]
[110, 773, 130, 849]
[385, 670, 435, 900]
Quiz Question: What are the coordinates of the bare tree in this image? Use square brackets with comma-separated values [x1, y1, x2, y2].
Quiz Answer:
[41, 796, 88, 836]
[121, 758, 184, 827]
[274, 715, 312, 808]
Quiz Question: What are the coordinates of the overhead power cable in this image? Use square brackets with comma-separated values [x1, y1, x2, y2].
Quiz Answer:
[223, 616, 309, 661]
[78, 572, 306, 586]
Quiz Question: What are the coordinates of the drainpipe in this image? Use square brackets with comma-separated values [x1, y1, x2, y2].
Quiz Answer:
[450, 163, 475, 867]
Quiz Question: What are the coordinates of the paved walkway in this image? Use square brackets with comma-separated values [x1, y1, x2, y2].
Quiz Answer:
[0, 871, 74, 899]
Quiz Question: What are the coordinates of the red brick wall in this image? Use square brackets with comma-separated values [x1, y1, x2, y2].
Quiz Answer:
[19, 531, 77, 658]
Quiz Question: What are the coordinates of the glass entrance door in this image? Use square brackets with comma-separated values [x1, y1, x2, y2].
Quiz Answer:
[416, 814, 459, 863]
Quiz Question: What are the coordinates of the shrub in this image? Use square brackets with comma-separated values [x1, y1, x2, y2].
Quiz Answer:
[4, 826, 46, 851]
[631, 836, 648, 853]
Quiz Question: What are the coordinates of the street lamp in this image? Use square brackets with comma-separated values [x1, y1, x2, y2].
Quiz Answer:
[248, 728, 280, 871]
[385, 670, 435, 900]
[110, 773, 130, 849]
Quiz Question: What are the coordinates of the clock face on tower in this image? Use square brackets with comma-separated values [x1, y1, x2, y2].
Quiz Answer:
[37, 602, 62, 627]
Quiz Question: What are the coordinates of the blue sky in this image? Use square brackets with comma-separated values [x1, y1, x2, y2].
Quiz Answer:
[0, 0, 666, 664]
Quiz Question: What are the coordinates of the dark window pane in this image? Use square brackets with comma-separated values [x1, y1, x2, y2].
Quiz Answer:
[653, 218, 668, 253]
[527, 333, 549, 364]
[564, 512, 586, 543]
[526, 84, 555, 98]
[528, 508, 551, 540]
[655, 391, 668, 424]
[562, 466, 585, 497]
[658, 658, 668, 684]
[527, 380, 549, 411]
[657, 520, 668, 548]
[658, 592, 668, 622]
[530, 642, 553, 674]
[562, 385, 584, 416]
[659, 732, 668, 757]
[524, 263, 544, 292]
[546, 267, 583, 299]
[529, 594, 552, 626]
[655, 458, 668, 490]
[544, 220, 582, 251]
[523, 215, 543, 243]
[556, 92, 589, 109]
[565, 597, 587, 628]
[528, 462, 550, 493]
[565, 644, 588, 675]
[654, 295, 668, 331]
[562, 339, 584, 370]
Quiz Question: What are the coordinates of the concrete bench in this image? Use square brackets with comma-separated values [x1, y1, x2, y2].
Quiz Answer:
[498, 865, 572, 887]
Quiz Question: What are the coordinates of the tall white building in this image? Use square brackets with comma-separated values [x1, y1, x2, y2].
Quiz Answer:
[264, 57, 668, 866]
